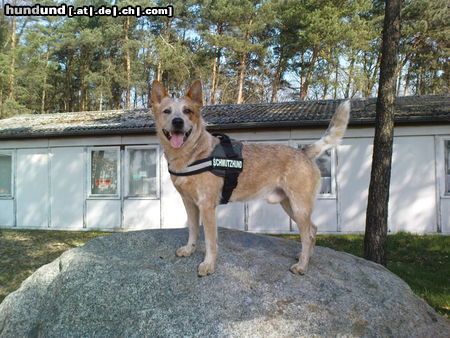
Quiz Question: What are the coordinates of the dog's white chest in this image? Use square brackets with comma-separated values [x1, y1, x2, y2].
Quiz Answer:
[172, 176, 188, 187]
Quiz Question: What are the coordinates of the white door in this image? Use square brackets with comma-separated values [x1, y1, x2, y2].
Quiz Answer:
[389, 136, 437, 233]
[16, 149, 49, 228]
[50, 147, 85, 229]
[337, 138, 373, 232]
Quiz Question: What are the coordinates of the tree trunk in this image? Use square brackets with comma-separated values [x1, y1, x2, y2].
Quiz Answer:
[322, 52, 331, 99]
[345, 53, 355, 98]
[271, 49, 285, 102]
[79, 52, 87, 112]
[333, 55, 339, 99]
[299, 46, 319, 100]
[99, 91, 103, 111]
[7, 9, 16, 100]
[236, 19, 252, 104]
[124, 16, 131, 109]
[236, 52, 247, 104]
[404, 66, 411, 96]
[211, 56, 218, 104]
[41, 48, 49, 113]
[396, 66, 402, 94]
[65, 54, 74, 112]
[365, 53, 382, 98]
[396, 55, 409, 95]
[211, 24, 223, 105]
[419, 68, 425, 95]
[0, 89, 3, 119]
[156, 62, 162, 82]
[211, 49, 222, 104]
[364, 0, 401, 266]
[144, 53, 151, 108]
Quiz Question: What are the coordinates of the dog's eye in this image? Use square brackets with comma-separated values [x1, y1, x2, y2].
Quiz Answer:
[183, 108, 192, 114]
[163, 109, 171, 114]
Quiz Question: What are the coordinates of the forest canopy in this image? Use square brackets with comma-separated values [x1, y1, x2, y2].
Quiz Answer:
[0, 0, 448, 118]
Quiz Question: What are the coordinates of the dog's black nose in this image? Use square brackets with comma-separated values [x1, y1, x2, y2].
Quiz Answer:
[172, 118, 184, 129]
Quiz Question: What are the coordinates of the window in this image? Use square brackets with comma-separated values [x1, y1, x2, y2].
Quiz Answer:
[298, 144, 334, 196]
[446, 141, 450, 195]
[125, 147, 158, 197]
[0, 152, 12, 197]
[89, 148, 119, 196]
[316, 149, 333, 194]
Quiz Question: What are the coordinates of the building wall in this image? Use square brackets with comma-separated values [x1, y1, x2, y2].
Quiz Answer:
[0, 135, 161, 231]
[0, 125, 449, 234]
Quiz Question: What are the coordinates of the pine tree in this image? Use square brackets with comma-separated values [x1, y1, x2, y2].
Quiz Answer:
[364, 0, 402, 266]
[401, 0, 449, 95]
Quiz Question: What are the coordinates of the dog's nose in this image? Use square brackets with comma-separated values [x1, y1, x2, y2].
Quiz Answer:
[172, 118, 184, 129]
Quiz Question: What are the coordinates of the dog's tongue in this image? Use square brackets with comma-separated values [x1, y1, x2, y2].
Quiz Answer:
[170, 133, 184, 148]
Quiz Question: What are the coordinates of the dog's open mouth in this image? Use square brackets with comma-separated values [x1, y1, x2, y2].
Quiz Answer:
[162, 128, 192, 148]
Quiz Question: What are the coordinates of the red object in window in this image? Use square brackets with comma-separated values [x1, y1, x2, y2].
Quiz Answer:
[95, 179, 112, 186]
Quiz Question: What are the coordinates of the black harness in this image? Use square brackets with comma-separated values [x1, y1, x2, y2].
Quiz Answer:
[168, 133, 244, 204]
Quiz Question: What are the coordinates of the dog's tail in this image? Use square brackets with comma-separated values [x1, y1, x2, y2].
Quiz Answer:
[303, 100, 350, 159]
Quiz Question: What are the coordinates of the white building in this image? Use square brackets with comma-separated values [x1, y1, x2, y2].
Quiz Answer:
[0, 95, 449, 234]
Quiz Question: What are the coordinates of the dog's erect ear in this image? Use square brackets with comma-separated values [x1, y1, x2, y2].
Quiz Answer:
[185, 80, 202, 105]
[151, 80, 168, 106]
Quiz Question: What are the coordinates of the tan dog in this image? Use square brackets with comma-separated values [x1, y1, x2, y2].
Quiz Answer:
[151, 80, 350, 277]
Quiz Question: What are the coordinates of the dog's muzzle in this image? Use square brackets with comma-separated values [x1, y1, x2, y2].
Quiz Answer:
[162, 127, 193, 149]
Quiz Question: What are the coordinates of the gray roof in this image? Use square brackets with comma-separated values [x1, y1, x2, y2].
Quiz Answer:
[0, 95, 448, 139]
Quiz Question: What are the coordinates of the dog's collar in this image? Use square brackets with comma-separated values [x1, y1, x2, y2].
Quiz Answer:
[168, 133, 244, 204]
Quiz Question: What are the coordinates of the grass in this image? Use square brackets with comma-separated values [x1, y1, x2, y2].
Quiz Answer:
[0, 230, 448, 319]
[276, 232, 450, 319]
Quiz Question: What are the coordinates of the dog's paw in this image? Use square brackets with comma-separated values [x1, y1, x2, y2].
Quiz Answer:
[198, 261, 215, 277]
[290, 263, 307, 275]
[176, 245, 196, 257]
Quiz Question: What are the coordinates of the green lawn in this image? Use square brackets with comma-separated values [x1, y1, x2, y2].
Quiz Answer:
[0, 229, 448, 319]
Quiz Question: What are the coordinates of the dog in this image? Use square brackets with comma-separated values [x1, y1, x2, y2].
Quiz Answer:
[151, 80, 350, 277]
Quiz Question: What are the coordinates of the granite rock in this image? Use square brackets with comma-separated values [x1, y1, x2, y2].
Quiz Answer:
[0, 228, 449, 337]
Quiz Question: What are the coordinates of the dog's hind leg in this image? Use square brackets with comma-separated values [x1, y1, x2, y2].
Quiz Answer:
[176, 197, 200, 257]
[281, 197, 317, 275]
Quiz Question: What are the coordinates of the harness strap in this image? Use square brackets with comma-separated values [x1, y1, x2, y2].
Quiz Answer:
[213, 133, 237, 158]
[212, 133, 240, 204]
[168, 157, 213, 176]
[168, 133, 243, 205]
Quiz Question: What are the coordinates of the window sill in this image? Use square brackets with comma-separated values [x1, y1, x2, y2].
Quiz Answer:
[124, 196, 160, 200]
[87, 196, 120, 200]
[317, 195, 337, 200]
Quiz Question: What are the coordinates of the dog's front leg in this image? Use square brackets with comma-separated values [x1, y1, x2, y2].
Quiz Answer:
[198, 204, 217, 277]
[176, 197, 199, 257]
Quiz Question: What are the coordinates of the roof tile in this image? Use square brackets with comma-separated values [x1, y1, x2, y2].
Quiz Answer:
[0, 95, 448, 139]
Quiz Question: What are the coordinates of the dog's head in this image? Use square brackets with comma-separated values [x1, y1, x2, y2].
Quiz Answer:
[151, 80, 204, 149]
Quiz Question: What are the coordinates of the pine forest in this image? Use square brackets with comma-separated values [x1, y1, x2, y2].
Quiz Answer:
[0, 0, 448, 118]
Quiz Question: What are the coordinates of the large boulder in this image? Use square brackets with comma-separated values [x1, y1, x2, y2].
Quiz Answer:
[0, 228, 448, 337]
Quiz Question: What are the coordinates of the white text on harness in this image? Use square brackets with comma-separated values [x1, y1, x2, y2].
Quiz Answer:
[212, 158, 243, 169]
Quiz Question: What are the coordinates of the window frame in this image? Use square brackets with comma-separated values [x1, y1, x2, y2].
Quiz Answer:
[124, 145, 160, 199]
[445, 139, 450, 196]
[87, 146, 121, 199]
[294, 140, 337, 199]
[0, 150, 14, 199]
[435, 137, 450, 200]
